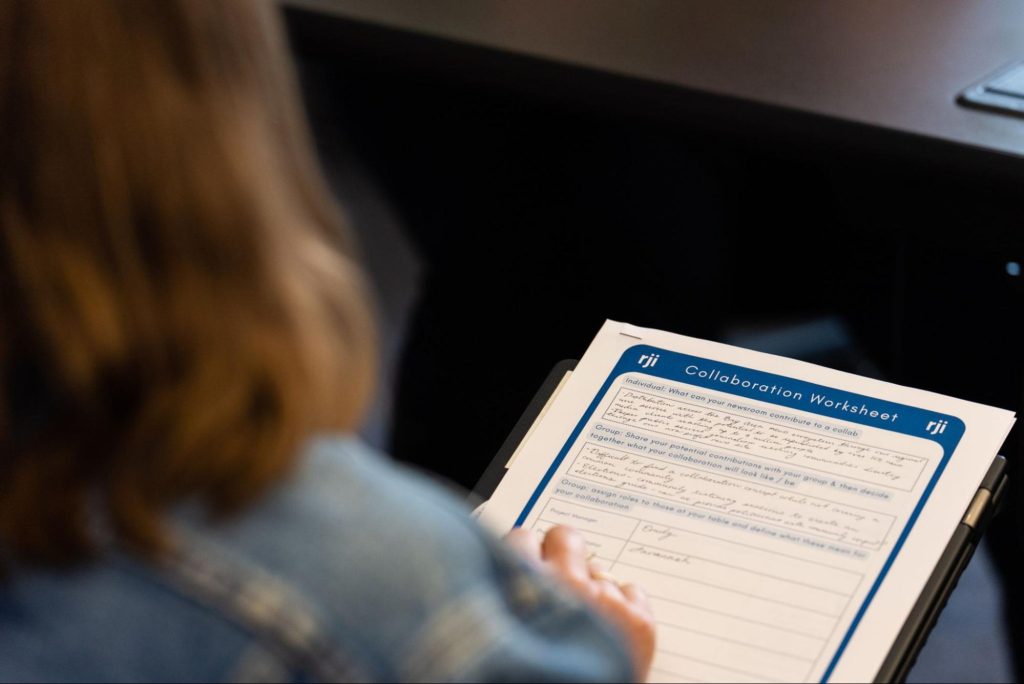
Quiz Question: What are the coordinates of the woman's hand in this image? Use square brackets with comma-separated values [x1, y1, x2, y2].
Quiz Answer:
[506, 525, 656, 681]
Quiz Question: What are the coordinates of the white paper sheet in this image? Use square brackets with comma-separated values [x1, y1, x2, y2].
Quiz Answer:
[481, 321, 1015, 683]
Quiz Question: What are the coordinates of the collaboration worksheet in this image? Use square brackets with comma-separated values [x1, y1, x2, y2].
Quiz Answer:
[481, 321, 1015, 683]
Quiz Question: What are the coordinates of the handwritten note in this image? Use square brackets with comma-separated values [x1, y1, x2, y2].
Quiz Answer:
[603, 389, 927, 491]
[570, 443, 895, 548]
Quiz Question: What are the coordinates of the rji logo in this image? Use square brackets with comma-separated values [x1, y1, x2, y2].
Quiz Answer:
[637, 353, 660, 369]
[926, 419, 948, 436]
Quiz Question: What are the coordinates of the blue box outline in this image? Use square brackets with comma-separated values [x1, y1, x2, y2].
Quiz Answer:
[512, 344, 965, 683]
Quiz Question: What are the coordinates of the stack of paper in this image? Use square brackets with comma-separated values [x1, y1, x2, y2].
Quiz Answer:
[482, 321, 1015, 683]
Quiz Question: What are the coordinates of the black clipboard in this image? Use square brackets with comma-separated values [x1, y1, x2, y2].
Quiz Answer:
[473, 360, 1009, 684]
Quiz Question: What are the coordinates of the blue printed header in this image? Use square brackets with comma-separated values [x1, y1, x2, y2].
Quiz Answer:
[620, 345, 964, 452]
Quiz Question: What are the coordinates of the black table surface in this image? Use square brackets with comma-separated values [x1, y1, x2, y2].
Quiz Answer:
[287, 0, 1024, 165]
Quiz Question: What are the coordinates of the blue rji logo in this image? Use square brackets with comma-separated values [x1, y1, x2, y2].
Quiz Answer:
[926, 419, 948, 435]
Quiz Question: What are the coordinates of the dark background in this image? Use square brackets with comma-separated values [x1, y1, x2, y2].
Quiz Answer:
[285, 6, 1024, 681]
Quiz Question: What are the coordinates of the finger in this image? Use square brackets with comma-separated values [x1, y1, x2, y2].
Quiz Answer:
[541, 526, 590, 580]
[590, 579, 652, 636]
[505, 527, 544, 567]
[596, 583, 657, 682]
[594, 575, 628, 606]
[588, 563, 627, 599]
[620, 582, 653, 617]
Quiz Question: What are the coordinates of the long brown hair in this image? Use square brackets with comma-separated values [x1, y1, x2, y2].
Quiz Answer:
[0, 0, 376, 564]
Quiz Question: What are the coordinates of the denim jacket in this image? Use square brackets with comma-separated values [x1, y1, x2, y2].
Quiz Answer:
[0, 437, 632, 682]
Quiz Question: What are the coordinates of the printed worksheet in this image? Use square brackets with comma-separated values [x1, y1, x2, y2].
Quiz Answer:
[481, 321, 1015, 683]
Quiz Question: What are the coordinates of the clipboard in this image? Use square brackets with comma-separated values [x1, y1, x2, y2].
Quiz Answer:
[473, 360, 1009, 684]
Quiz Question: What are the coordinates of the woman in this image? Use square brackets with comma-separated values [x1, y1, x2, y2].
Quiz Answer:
[0, 1, 655, 681]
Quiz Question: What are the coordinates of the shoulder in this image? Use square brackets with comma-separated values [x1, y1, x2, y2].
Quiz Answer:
[0, 438, 488, 683]
[0, 547, 260, 682]
[196, 436, 633, 682]
[0, 437, 632, 682]
[211, 436, 502, 610]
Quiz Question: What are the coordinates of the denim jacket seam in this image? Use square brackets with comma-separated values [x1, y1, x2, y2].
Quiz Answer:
[153, 525, 372, 683]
